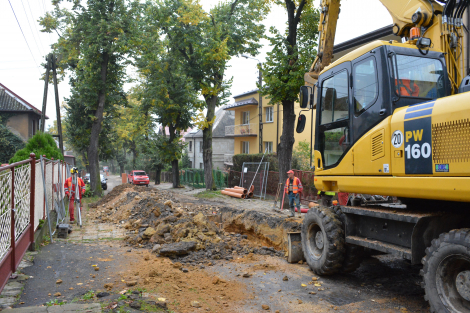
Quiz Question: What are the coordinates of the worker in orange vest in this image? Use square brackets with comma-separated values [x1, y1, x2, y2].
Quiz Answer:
[64, 167, 86, 223]
[284, 170, 303, 218]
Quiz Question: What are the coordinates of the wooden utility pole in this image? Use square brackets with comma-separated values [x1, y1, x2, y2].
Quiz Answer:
[40, 54, 51, 133]
[40, 53, 64, 156]
[52, 56, 64, 155]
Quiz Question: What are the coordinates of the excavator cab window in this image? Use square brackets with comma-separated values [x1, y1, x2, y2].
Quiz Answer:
[320, 70, 349, 125]
[354, 58, 378, 114]
[317, 68, 351, 168]
[391, 54, 446, 99]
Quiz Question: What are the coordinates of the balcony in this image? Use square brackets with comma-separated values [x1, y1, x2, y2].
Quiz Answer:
[224, 154, 233, 165]
[225, 123, 257, 137]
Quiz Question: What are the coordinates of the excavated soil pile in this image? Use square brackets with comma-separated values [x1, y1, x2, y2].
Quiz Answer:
[89, 184, 151, 208]
[89, 188, 284, 264]
[118, 250, 246, 313]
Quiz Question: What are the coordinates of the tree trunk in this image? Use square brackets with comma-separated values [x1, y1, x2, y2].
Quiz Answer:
[171, 159, 179, 188]
[119, 164, 124, 176]
[203, 95, 217, 190]
[278, 99, 296, 185]
[87, 52, 109, 196]
[155, 167, 161, 184]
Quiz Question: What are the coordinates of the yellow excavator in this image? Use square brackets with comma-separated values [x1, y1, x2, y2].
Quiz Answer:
[297, 0, 470, 311]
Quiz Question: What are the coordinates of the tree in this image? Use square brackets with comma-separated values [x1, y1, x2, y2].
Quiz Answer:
[156, 0, 269, 190]
[40, 0, 140, 195]
[259, 0, 319, 184]
[10, 132, 63, 163]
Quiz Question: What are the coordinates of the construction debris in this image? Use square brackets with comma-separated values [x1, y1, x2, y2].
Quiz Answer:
[89, 187, 285, 264]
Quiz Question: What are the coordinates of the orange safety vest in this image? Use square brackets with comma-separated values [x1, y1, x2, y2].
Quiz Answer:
[285, 177, 302, 194]
[64, 177, 86, 197]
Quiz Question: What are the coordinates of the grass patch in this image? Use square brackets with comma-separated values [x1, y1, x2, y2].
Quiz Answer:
[195, 190, 222, 199]
[45, 299, 65, 306]
[139, 300, 167, 312]
[81, 290, 95, 300]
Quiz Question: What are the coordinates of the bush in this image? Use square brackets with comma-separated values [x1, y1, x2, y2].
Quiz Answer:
[0, 124, 25, 163]
[9, 132, 63, 163]
[232, 153, 279, 172]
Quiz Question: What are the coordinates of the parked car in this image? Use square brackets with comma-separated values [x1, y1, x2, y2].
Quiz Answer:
[128, 170, 149, 186]
[83, 173, 107, 190]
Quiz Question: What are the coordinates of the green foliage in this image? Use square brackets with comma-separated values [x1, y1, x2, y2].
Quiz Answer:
[259, 2, 320, 104]
[9, 132, 63, 163]
[292, 140, 312, 171]
[81, 290, 95, 300]
[180, 151, 191, 169]
[232, 153, 279, 172]
[0, 123, 25, 163]
[41, 0, 141, 195]
[46, 299, 65, 306]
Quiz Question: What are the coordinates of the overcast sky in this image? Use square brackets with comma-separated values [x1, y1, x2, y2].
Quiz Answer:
[0, 0, 392, 129]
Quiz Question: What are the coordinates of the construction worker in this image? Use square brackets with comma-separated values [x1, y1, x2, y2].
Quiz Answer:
[318, 190, 335, 207]
[64, 167, 86, 224]
[284, 170, 303, 218]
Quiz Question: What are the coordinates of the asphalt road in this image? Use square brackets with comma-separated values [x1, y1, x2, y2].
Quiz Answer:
[102, 173, 123, 196]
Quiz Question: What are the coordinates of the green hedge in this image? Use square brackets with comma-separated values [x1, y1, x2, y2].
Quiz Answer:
[232, 153, 279, 172]
[0, 124, 25, 163]
[9, 132, 63, 163]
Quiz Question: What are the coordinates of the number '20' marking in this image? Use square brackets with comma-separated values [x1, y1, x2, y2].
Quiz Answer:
[404, 143, 431, 159]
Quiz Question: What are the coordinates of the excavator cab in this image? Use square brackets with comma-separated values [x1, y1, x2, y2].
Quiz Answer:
[310, 42, 451, 171]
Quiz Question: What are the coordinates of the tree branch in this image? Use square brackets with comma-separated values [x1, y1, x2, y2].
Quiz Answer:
[294, 0, 307, 25]
[228, 0, 240, 20]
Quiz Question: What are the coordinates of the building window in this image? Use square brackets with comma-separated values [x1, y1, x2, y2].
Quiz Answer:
[265, 107, 273, 122]
[242, 111, 250, 125]
[264, 142, 273, 153]
[242, 141, 249, 154]
[189, 141, 192, 152]
[200, 162, 203, 169]
[189, 161, 192, 168]
[199, 142, 203, 152]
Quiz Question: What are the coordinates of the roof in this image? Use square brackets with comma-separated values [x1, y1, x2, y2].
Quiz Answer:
[321, 40, 436, 74]
[184, 105, 235, 138]
[0, 83, 48, 118]
[233, 89, 259, 99]
[224, 97, 258, 110]
[158, 126, 194, 141]
[333, 25, 395, 55]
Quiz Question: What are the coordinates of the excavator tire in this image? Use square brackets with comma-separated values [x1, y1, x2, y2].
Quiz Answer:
[301, 206, 344, 276]
[421, 228, 470, 313]
[333, 206, 365, 273]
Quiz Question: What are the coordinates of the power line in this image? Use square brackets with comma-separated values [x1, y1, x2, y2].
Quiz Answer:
[20, 0, 45, 56]
[26, 0, 46, 54]
[8, 0, 41, 75]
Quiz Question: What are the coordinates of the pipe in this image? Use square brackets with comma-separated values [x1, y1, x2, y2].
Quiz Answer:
[294, 208, 310, 213]
[221, 190, 245, 198]
[248, 185, 255, 193]
[233, 186, 245, 190]
[247, 192, 254, 198]
[224, 188, 247, 195]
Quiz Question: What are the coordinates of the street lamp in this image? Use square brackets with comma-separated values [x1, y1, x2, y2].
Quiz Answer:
[241, 54, 263, 153]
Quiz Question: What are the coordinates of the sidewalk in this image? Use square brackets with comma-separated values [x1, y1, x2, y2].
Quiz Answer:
[3, 303, 101, 312]
[0, 197, 129, 311]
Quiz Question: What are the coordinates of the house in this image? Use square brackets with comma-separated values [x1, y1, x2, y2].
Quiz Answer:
[0, 83, 47, 141]
[224, 89, 312, 155]
[184, 105, 235, 169]
[158, 126, 194, 141]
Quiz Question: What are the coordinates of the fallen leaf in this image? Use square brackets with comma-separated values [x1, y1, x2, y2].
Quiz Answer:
[301, 284, 307, 287]
[158, 297, 166, 302]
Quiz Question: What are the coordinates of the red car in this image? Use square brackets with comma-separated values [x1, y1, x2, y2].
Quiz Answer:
[128, 170, 150, 186]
